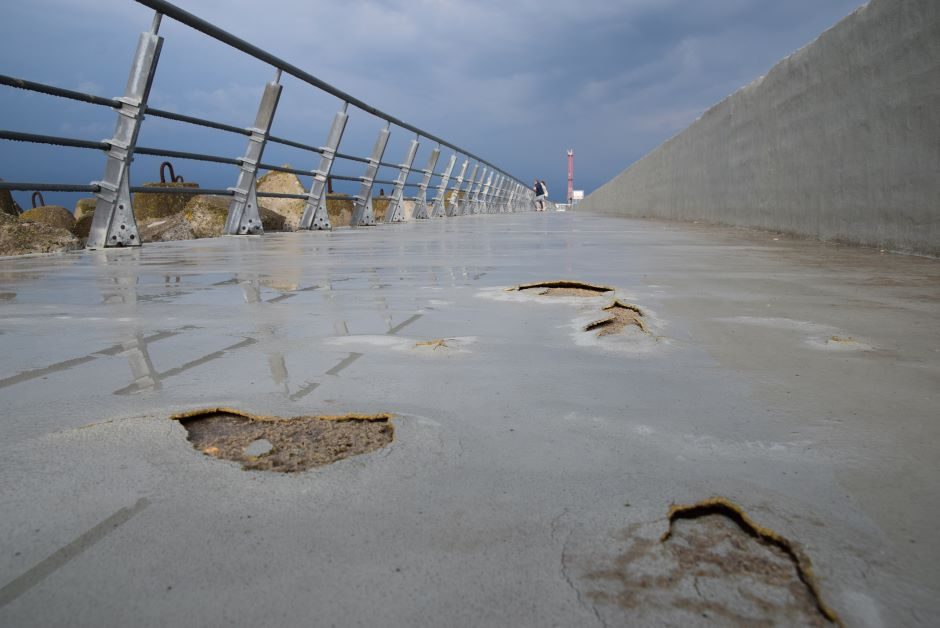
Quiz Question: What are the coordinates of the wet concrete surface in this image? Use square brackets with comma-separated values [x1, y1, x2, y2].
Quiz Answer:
[0, 213, 937, 626]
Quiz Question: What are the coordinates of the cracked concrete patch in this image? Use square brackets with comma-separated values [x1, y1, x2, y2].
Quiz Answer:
[584, 301, 650, 336]
[577, 499, 840, 627]
[173, 407, 393, 473]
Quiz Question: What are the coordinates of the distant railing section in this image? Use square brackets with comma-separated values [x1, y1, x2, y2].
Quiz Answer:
[0, 0, 534, 249]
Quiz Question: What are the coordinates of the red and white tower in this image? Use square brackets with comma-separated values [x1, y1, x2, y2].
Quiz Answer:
[566, 149, 574, 204]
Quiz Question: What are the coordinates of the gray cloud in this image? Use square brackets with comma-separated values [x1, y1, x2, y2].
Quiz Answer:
[1, 0, 864, 205]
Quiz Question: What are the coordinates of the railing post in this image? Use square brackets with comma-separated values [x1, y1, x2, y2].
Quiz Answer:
[493, 175, 506, 213]
[429, 153, 457, 218]
[506, 179, 516, 214]
[506, 182, 517, 213]
[444, 158, 470, 216]
[489, 176, 500, 213]
[468, 167, 486, 215]
[86, 12, 163, 249]
[350, 123, 391, 227]
[457, 163, 478, 216]
[384, 137, 419, 223]
[487, 174, 503, 213]
[299, 104, 349, 230]
[478, 171, 493, 214]
[505, 180, 515, 212]
[412, 147, 441, 220]
[445, 158, 469, 217]
[495, 177, 507, 213]
[224, 70, 282, 235]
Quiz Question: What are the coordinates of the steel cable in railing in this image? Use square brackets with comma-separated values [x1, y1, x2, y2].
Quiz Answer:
[131, 0, 524, 186]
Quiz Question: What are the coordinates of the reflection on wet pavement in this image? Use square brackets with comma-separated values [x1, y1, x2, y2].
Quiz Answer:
[388, 314, 422, 335]
[0, 328, 194, 390]
[0, 235, 435, 403]
[325, 352, 363, 376]
[113, 337, 258, 396]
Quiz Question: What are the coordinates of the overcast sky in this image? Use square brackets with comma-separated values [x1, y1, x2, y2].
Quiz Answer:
[1, 0, 864, 208]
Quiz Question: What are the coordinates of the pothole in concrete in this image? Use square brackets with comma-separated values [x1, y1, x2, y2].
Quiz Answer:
[584, 301, 650, 336]
[512, 280, 614, 297]
[172, 407, 393, 472]
[585, 497, 841, 626]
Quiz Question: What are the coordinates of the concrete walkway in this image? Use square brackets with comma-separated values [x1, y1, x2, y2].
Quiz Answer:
[0, 213, 937, 626]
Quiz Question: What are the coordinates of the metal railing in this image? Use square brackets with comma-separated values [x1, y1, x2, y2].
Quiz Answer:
[0, 0, 535, 249]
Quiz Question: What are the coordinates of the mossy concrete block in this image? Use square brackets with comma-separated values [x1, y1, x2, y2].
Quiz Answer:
[134, 181, 199, 222]
[257, 169, 306, 230]
[19, 206, 76, 231]
[137, 195, 290, 242]
[139, 212, 195, 243]
[259, 206, 286, 232]
[0, 212, 80, 256]
[181, 195, 230, 239]
[326, 195, 354, 226]
[74, 198, 96, 221]
[73, 213, 94, 239]
[0, 185, 17, 217]
[373, 197, 391, 222]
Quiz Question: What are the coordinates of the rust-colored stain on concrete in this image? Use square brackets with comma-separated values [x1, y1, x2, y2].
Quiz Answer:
[583, 497, 841, 626]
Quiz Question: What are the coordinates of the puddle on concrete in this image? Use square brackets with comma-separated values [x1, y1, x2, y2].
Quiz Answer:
[173, 408, 393, 472]
[512, 280, 614, 297]
[584, 301, 650, 336]
[584, 498, 840, 626]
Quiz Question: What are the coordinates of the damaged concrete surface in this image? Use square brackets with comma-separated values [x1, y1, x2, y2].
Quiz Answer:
[0, 213, 938, 627]
[582, 502, 837, 627]
[174, 407, 393, 472]
[585, 301, 650, 336]
[514, 280, 614, 297]
[0, 212, 80, 257]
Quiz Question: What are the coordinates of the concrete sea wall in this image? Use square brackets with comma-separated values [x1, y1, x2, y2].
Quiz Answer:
[580, 0, 940, 255]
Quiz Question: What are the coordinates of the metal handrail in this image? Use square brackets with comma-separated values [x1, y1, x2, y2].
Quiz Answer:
[0, 0, 534, 247]
[0, 182, 101, 193]
[131, 0, 523, 186]
[0, 129, 109, 151]
[0, 75, 253, 137]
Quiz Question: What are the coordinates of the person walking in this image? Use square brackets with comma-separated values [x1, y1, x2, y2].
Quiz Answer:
[534, 178, 546, 211]
[540, 180, 549, 211]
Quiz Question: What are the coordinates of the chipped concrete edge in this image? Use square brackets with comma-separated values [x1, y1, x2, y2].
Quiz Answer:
[507, 280, 616, 294]
[170, 406, 394, 425]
